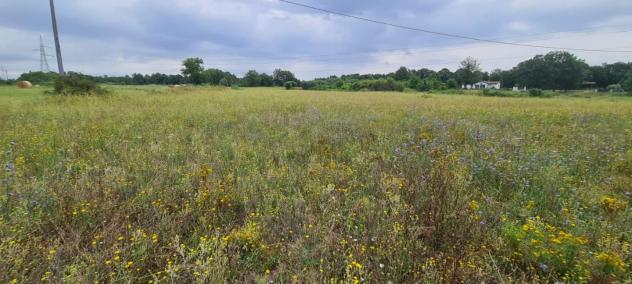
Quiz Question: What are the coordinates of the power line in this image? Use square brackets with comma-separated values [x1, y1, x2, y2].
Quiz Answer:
[204, 29, 632, 66]
[278, 0, 632, 53]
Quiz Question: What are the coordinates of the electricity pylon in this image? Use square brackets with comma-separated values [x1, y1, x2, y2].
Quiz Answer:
[0, 65, 8, 80]
[34, 35, 52, 72]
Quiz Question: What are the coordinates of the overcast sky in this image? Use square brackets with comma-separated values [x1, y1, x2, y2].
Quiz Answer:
[1, 0, 632, 79]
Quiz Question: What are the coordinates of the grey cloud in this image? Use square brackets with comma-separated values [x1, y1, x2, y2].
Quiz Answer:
[1, 0, 631, 79]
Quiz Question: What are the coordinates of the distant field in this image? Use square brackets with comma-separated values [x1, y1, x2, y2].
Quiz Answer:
[1, 86, 631, 283]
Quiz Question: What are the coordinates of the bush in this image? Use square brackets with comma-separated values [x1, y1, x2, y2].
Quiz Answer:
[415, 78, 446, 92]
[284, 81, 297, 90]
[219, 78, 231, 87]
[446, 78, 459, 89]
[18, 71, 59, 85]
[621, 72, 632, 93]
[528, 88, 544, 97]
[482, 89, 507, 97]
[51, 75, 106, 96]
[607, 84, 624, 93]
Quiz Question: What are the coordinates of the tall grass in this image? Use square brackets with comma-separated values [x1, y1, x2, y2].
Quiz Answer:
[1, 86, 630, 282]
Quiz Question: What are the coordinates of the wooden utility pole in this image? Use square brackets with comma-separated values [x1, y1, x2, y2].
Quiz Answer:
[49, 0, 65, 75]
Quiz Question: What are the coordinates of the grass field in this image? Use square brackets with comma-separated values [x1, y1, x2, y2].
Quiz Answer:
[1, 86, 631, 283]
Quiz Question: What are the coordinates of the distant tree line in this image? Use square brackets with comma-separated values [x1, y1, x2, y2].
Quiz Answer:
[300, 52, 632, 92]
[11, 52, 632, 92]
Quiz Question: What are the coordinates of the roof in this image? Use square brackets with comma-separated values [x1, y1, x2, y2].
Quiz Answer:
[474, 81, 501, 84]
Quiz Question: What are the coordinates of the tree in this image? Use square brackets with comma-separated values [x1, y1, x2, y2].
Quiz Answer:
[242, 70, 261, 87]
[437, 68, 454, 82]
[394, 66, 410, 81]
[131, 73, 146, 85]
[513, 51, 587, 90]
[260, 73, 274, 87]
[446, 78, 459, 89]
[456, 57, 482, 85]
[202, 69, 226, 85]
[408, 75, 421, 89]
[605, 62, 631, 86]
[181, 58, 204, 85]
[18, 71, 59, 85]
[622, 69, 632, 92]
[272, 69, 297, 86]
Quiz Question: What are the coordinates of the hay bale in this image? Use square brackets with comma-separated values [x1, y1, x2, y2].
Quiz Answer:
[16, 81, 33, 88]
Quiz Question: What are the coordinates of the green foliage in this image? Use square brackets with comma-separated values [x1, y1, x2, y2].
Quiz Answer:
[416, 78, 446, 92]
[446, 78, 459, 89]
[242, 70, 262, 87]
[607, 84, 624, 93]
[621, 69, 632, 93]
[50, 74, 106, 96]
[514, 52, 589, 90]
[456, 57, 483, 85]
[219, 78, 231, 87]
[259, 73, 274, 87]
[482, 89, 509, 97]
[181, 58, 205, 85]
[283, 81, 297, 90]
[351, 78, 404, 92]
[203, 68, 236, 86]
[528, 88, 544, 97]
[17, 71, 59, 85]
[407, 75, 421, 89]
[393, 66, 410, 81]
[272, 69, 297, 86]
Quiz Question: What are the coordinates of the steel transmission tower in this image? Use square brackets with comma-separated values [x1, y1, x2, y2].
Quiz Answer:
[35, 35, 52, 72]
[49, 0, 65, 75]
[0, 65, 8, 80]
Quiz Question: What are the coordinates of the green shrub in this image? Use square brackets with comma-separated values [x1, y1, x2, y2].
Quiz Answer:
[284, 81, 298, 90]
[446, 78, 459, 89]
[18, 71, 59, 85]
[51, 75, 106, 96]
[621, 70, 632, 92]
[607, 84, 624, 93]
[482, 89, 506, 97]
[219, 78, 231, 87]
[528, 88, 544, 97]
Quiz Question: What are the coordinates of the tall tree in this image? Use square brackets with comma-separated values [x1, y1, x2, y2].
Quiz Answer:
[242, 70, 261, 87]
[181, 58, 205, 85]
[514, 51, 587, 90]
[456, 57, 482, 85]
[436, 68, 454, 82]
[622, 69, 632, 92]
[272, 69, 297, 86]
[393, 67, 410, 81]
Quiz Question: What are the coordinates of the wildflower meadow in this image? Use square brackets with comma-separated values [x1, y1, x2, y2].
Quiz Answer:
[0, 86, 630, 283]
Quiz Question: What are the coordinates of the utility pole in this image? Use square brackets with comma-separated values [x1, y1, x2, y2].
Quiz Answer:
[49, 0, 65, 75]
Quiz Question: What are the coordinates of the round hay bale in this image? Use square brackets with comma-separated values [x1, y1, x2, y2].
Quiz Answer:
[16, 81, 33, 89]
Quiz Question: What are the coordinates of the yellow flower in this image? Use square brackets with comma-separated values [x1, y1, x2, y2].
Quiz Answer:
[469, 200, 479, 211]
[601, 196, 626, 214]
[596, 252, 627, 272]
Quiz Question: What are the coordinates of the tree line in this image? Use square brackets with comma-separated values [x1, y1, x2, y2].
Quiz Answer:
[9, 51, 632, 92]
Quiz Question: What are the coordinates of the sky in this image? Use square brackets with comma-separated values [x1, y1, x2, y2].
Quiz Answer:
[1, 0, 632, 80]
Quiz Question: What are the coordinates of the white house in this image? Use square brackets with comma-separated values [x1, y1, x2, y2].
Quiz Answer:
[473, 81, 501, 89]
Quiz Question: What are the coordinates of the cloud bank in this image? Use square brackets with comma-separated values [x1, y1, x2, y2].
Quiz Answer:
[1, 0, 631, 79]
